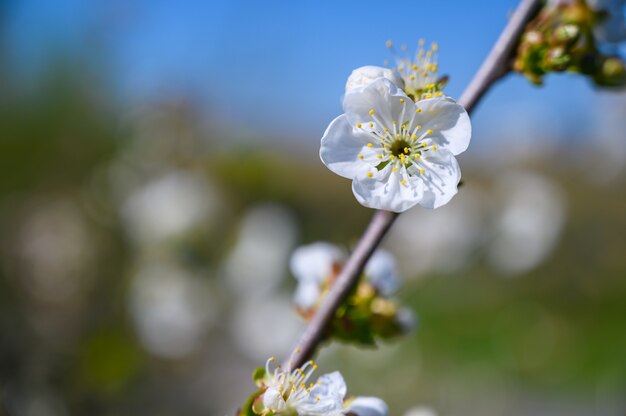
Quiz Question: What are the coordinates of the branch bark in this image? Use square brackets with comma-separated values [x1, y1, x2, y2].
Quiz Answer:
[285, 0, 543, 371]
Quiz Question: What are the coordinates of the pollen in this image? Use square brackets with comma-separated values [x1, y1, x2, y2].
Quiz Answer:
[358, 154, 364, 159]
[411, 134, 417, 140]
[367, 143, 373, 147]
[369, 122, 374, 128]
[367, 172, 373, 178]
[404, 147, 409, 154]
[431, 145, 437, 150]
[410, 75, 416, 81]
[401, 179, 408, 185]
[399, 98, 405, 103]
[414, 154, 421, 159]
[369, 109, 375, 115]
[393, 167, 398, 172]
[415, 108, 422, 113]
[427, 129, 433, 135]
[376, 154, 383, 159]
[419, 167, 425, 174]
[357, 123, 362, 128]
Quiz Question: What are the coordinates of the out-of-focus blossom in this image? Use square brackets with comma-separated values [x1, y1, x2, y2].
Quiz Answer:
[230, 294, 303, 362]
[289, 242, 344, 310]
[121, 171, 219, 245]
[386, 40, 446, 101]
[289, 242, 399, 310]
[403, 406, 438, 416]
[289, 242, 412, 345]
[129, 261, 217, 359]
[487, 172, 566, 276]
[13, 199, 94, 304]
[320, 78, 471, 212]
[346, 396, 389, 416]
[346, 66, 403, 93]
[225, 203, 298, 298]
[387, 189, 485, 277]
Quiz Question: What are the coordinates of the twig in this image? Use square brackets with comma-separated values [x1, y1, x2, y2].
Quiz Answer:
[285, 0, 543, 371]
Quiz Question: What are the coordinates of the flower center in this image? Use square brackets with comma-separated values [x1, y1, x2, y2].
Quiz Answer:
[390, 138, 412, 157]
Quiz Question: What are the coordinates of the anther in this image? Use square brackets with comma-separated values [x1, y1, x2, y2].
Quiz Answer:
[367, 172, 373, 178]
[367, 143, 373, 147]
[357, 123, 362, 128]
[427, 129, 433, 135]
[399, 98, 405, 103]
[415, 108, 422, 113]
[369, 109, 375, 115]
[358, 154, 364, 159]
[401, 179, 408, 185]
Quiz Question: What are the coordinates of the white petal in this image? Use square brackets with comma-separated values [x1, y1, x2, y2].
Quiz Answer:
[289, 242, 344, 284]
[297, 372, 346, 415]
[412, 149, 461, 209]
[415, 97, 471, 156]
[352, 166, 425, 213]
[364, 250, 400, 296]
[262, 387, 286, 412]
[344, 78, 414, 129]
[293, 282, 321, 310]
[320, 114, 376, 179]
[346, 396, 389, 416]
[345, 66, 404, 93]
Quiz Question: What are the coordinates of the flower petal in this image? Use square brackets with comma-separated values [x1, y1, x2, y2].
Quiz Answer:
[345, 65, 404, 92]
[364, 250, 400, 296]
[412, 149, 461, 209]
[262, 387, 287, 412]
[293, 282, 321, 310]
[320, 114, 375, 179]
[352, 166, 425, 213]
[414, 96, 471, 156]
[346, 396, 389, 416]
[297, 371, 346, 415]
[344, 78, 414, 129]
[290, 242, 344, 284]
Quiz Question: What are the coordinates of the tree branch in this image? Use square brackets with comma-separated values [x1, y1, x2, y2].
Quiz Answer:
[285, 0, 543, 371]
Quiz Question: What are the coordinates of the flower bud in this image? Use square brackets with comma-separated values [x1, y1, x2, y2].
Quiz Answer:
[345, 66, 403, 92]
[595, 56, 626, 86]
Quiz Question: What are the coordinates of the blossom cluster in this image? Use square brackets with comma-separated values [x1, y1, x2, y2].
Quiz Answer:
[515, 0, 626, 86]
[290, 242, 414, 346]
[245, 357, 388, 416]
[320, 43, 472, 213]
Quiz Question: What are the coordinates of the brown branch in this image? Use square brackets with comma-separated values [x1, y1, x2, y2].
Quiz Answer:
[285, 0, 543, 371]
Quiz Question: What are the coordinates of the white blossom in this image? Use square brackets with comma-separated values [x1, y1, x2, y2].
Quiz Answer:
[289, 242, 401, 309]
[260, 357, 346, 415]
[320, 78, 471, 212]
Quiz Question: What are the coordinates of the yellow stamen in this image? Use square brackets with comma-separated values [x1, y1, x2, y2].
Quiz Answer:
[367, 172, 373, 178]
[357, 123, 362, 128]
[367, 143, 373, 147]
[369, 109, 375, 115]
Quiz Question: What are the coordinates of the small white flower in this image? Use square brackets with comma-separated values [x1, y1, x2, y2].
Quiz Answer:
[290, 243, 401, 309]
[346, 66, 403, 93]
[320, 78, 471, 212]
[346, 396, 389, 416]
[260, 357, 346, 415]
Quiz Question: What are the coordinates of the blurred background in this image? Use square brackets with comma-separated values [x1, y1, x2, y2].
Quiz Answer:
[1, 0, 626, 415]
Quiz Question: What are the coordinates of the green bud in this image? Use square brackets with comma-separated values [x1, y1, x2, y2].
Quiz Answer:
[595, 57, 626, 87]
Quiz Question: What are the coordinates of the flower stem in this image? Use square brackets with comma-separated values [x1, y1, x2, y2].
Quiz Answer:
[285, 0, 543, 371]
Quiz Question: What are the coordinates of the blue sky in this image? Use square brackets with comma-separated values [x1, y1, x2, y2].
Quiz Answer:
[5, 0, 626, 147]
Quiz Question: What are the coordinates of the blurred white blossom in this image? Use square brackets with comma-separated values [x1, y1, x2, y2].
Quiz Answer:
[121, 171, 219, 245]
[129, 261, 217, 359]
[487, 172, 566, 276]
[224, 203, 298, 298]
